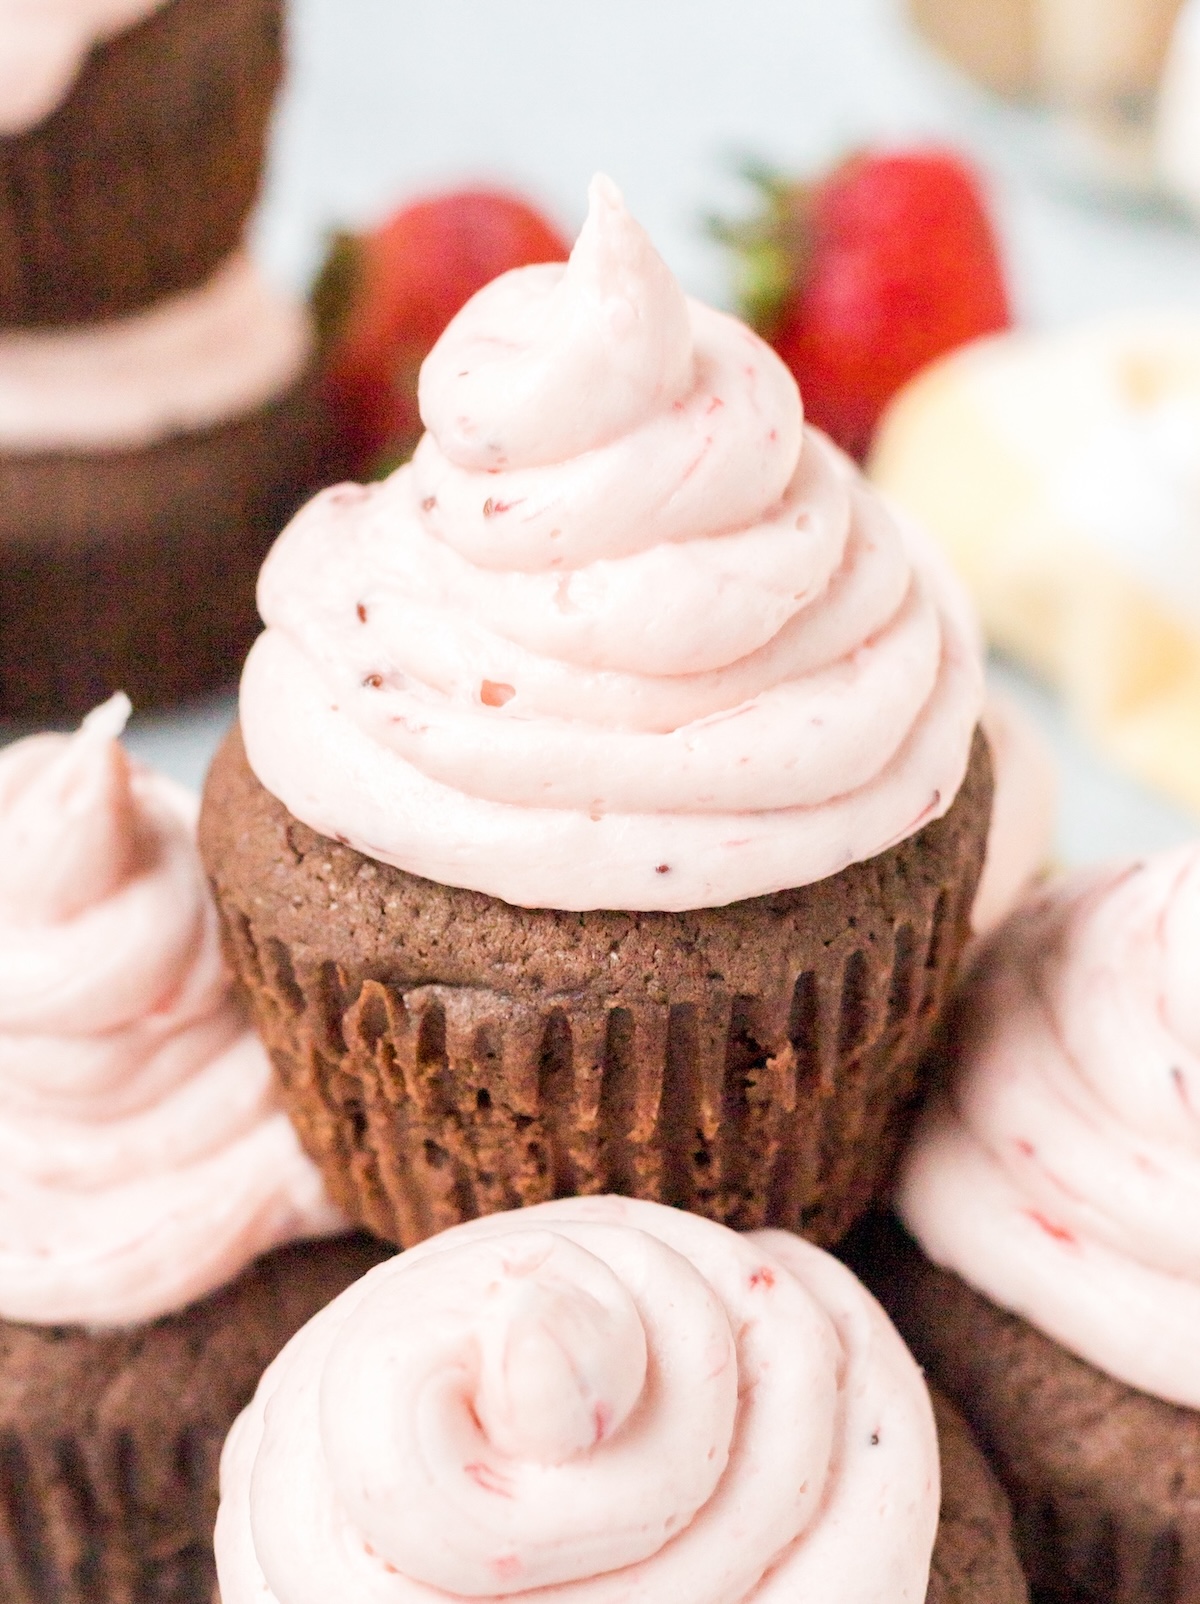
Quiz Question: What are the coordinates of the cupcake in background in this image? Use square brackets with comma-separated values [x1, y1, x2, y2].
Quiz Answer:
[872, 315, 1200, 817]
[857, 843, 1200, 1603]
[0, 0, 282, 325]
[0, 0, 334, 718]
[215, 1194, 1029, 1604]
[201, 175, 992, 1253]
[0, 696, 388, 1604]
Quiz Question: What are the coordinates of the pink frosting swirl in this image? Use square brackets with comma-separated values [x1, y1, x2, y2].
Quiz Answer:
[240, 175, 983, 912]
[0, 697, 344, 1329]
[899, 845, 1200, 1406]
[215, 1194, 938, 1604]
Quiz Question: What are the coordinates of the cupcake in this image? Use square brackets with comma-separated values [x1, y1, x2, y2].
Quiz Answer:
[199, 175, 991, 1251]
[0, 697, 390, 1604]
[0, 252, 327, 717]
[858, 844, 1200, 1603]
[215, 1193, 1028, 1604]
[0, 0, 332, 718]
[872, 315, 1200, 815]
[0, 0, 282, 328]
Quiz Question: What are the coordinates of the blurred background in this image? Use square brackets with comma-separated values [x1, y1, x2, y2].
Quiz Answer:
[47, 0, 1200, 863]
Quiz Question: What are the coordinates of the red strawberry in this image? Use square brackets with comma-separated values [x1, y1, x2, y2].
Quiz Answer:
[719, 149, 1011, 461]
[316, 188, 571, 476]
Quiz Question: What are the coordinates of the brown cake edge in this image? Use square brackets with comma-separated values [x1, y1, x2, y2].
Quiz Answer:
[0, 1233, 391, 1604]
[846, 1213, 1200, 1604]
[0, 364, 334, 718]
[199, 723, 992, 1248]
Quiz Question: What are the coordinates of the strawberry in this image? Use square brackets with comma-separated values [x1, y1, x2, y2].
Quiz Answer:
[315, 188, 571, 476]
[718, 149, 1011, 461]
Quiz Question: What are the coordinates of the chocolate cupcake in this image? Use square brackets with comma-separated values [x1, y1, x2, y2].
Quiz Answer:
[0, 0, 282, 329]
[0, 701, 391, 1604]
[0, 0, 335, 717]
[214, 1194, 1027, 1604]
[0, 253, 329, 718]
[199, 175, 991, 1250]
[854, 844, 1200, 1604]
[0, 252, 326, 718]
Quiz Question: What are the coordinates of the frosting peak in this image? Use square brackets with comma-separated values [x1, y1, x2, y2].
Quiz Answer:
[241, 181, 982, 911]
[0, 705, 344, 1328]
[216, 1196, 939, 1604]
[466, 1231, 649, 1465]
[899, 844, 1200, 1406]
[420, 175, 694, 471]
[0, 693, 136, 924]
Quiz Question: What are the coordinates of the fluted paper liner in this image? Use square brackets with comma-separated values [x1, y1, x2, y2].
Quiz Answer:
[0, 1236, 388, 1604]
[0, 0, 281, 329]
[201, 725, 992, 1251]
[0, 368, 329, 718]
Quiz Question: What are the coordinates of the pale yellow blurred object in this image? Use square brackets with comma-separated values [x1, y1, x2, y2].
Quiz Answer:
[870, 316, 1200, 816]
[910, 0, 1200, 202]
[910, 0, 1183, 104]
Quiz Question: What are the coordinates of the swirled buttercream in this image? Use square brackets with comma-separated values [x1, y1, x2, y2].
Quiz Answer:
[215, 1193, 939, 1604]
[240, 175, 983, 912]
[0, 252, 312, 453]
[0, 695, 344, 1329]
[899, 845, 1200, 1406]
[0, 0, 168, 135]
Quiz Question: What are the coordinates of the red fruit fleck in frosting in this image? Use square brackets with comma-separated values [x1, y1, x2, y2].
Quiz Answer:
[480, 680, 516, 708]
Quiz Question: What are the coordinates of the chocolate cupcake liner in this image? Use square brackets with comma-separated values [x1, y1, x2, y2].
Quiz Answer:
[847, 1215, 1200, 1604]
[0, 1235, 390, 1604]
[200, 725, 993, 1251]
[0, 0, 282, 329]
[0, 367, 333, 719]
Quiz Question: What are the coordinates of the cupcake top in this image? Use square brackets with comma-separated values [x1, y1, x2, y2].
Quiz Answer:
[0, 695, 344, 1328]
[899, 844, 1200, 1406]
[0, 0, 168, 135]
[241, 175, 982, 912]
[216, 1193, 939, 1604]
[0, 252, 312, 453]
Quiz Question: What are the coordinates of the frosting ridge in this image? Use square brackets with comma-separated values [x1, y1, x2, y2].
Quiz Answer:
[899, 845, 1200, 1406]
[215, 1194, 939, 1604]
[240, 176, 982, 911]
[0, 696, 344, 1328]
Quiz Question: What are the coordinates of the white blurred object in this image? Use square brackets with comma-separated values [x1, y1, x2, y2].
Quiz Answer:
[972, 688, 1059, 934]
[1155, 0, 1200, 213]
